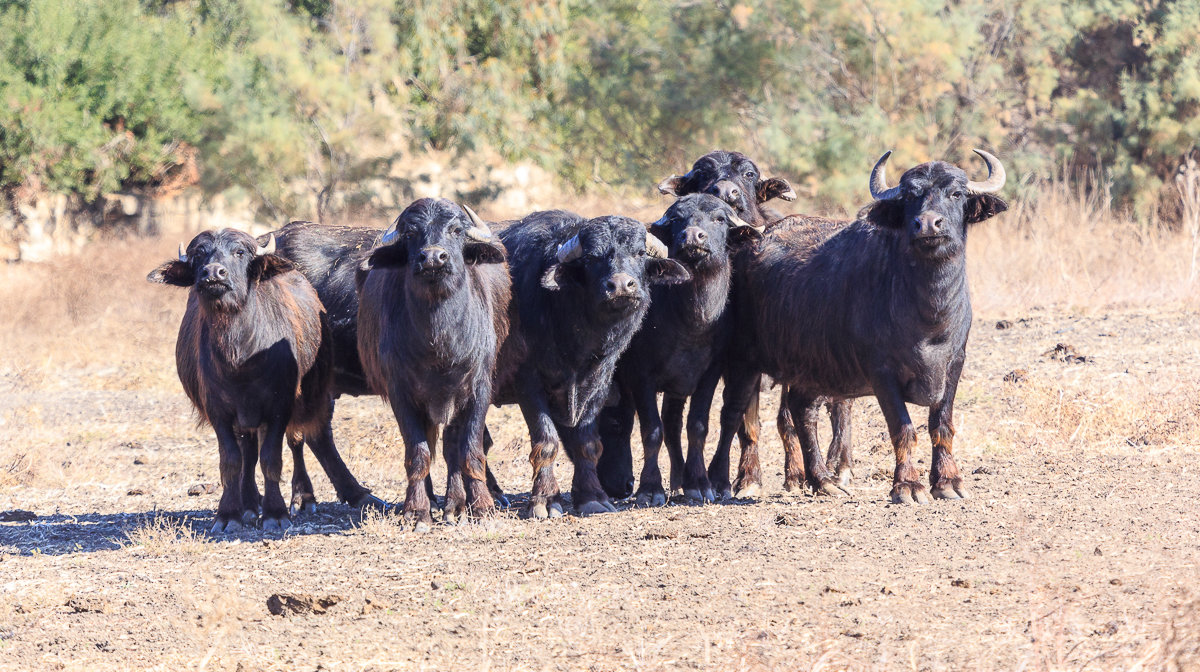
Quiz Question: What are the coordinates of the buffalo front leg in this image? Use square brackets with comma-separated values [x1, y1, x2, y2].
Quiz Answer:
[389, 397, 435, 532]
[286, 431, 317, 516]
[211, 421, 247, 534]
[237, 431, 262, 522]
[707, 367, 761, 503]
[258, 422, 292, 531]
[660, 395, 686, 495]
[444, 393, 495, 524]
[872, 375, 928, 504]
[633, 382, 668, 508]
[777, 387, 806, 492]
[826, 400, 854, 488]
[562, 421, 617, 515]
[596, 397, 636, 500]
[517, 390, 564, 520]
[481, 426, 510, 508]
[929, 351, 968, 499]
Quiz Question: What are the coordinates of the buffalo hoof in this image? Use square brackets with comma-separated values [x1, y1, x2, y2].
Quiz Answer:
[577, 500, 617, 516]
[290, 494, 317, 516]
[413, 521, 431, 534]
[524, 497, 565, 520]
[683, 487, 716, 504]
[491, 491, 511, 509]
[733, 482, 761, 500]
[443, 509, 465, 526]
[210, 518, 243, 535]
[240, 509, 259, 525]
[810, 479, 849, 497]
[837, 468, 854, 489]
[782, 478, 803, 493]
[262, 516, 291, 532]
[890, 481, 931, 504]
[931, 479, 968, 500]
[349, 492, 391, 513]
[635, 490, 667, 508]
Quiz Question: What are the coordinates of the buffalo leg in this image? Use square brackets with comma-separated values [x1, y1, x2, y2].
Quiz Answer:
[777, 387, 806, 491]
[872, 375, 929, 504]
[424, 422, 440, 512]
[660, 395, 686, 494]
[238, 431, 262, 521]
[729, 377, 762, 498]
[929, 350, 967, 499]
[517, 386, 564, 520]
[632, 381, 667, 508]
[389, 397, 435, 531]
[683, 363, 722, 502]
[210, 421, 246, 534]
[481, 427, 509, 508]
[560, 421, 616, 515]
[707, 367, 761, 501]
[301, 403, 385, 509]
[596, 397, 636, 500]
[286, 431, 318, 515]
[826, 400, 854, 488]
[784, 388, 846, 497]
[258, 421, 292, 531]
[444, 393, 495, 523]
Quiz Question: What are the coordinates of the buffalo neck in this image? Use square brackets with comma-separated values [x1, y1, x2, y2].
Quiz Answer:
[667, 259, 731, 330]
[886, 236, 970, 331]
[399, 270, 482, 361]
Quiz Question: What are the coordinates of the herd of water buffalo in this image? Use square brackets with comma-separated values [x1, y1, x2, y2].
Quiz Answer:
[147, 148, 1008, 533]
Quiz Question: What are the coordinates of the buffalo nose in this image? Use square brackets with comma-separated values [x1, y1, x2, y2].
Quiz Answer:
[419, 247, 449, 268]
[605, 273, 638, 296]
[202, 264, 228, 282]
[684, 226, 708, 247]
[708, 179, 742, 206]
[914, 213, 944, 236]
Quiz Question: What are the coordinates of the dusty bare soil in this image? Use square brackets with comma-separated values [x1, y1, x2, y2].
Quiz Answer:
[1, 241, 1199, 670]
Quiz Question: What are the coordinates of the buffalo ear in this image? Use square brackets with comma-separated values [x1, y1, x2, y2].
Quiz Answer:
[540, 263, 582, 291]
[657, 174, 687, 197]
[964, 194, 1008, 224]
[645, 258, 691, 286]
[250, 254, 295, 282]
[366, 244, 408, 269]
[463, 240, 507, 265]
[756, 177, 796, 203]
[863, 199, 906, 229]
[728, 226, 764, 249]
[648, 224, 672, 249]
[147, 260, 194, 287]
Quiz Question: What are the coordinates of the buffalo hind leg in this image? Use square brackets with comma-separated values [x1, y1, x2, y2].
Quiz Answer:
[286, 431, 318, 515]
[302, 405, 386, 510]
[777, 387, 805, 492]
[633, 381, 668, 508]
[826, 400, 854, 488]
[730, 377, 763, 500]
[929, 351, 968, 499]
[481, 427, 509, 508]
[707, 366, 761, 504]
[785, 388, 846, 497]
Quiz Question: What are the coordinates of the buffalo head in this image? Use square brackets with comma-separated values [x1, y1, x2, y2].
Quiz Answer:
[657, 150, 796, 227]
[147, 229, 292, 312]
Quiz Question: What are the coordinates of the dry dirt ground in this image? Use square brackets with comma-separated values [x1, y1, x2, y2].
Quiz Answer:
[1, 241, 1199, 671]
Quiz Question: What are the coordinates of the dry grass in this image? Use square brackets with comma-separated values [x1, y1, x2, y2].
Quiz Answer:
[121, 513, 212, 557]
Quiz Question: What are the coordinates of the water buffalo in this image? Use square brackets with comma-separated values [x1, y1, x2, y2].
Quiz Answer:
[356, 199, 510, 531]
[493, 211, 690, 518]
[711, 150, 1008, 502]
[595, 194, 763, 505]
[148, 229, 333, 533]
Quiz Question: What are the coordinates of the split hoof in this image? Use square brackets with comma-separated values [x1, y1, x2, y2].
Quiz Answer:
[577, 500, 617, 516]
[413, 521, 431, 534]
[262, 516, 291, 532]
[783, 478, 803, 493]
[290, 494, 317, 516]
[811, 479, 850, 497]
[240, 509, 259, 525]
[733, 482, 761, 500]
[890, 481, 931, 505]
[210, 518, 243, 535]
[635, 491, 667, 508]
[524, 498, 564, 520]
[931, 479, 968, 500]
[837, 468, 854, 488]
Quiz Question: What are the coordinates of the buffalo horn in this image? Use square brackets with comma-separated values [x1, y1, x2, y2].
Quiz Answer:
[461, 204, 493, 241]
[255, 234, 276, 257]
[868, 150, 902, 201]
[555, 234, 583, 263]
[965, 149, 1006, 194]
[177, 243, 187, 262]
[645, 232, 668, 258]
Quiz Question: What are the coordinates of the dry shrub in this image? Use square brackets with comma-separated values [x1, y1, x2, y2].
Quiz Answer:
[969, 172, 1197, 314]
[122, 513, 211, 556]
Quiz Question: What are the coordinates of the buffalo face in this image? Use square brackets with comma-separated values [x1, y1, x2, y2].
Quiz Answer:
[865, 149, 1009, 262]
[657, 150, 796, 227]
[148, 229, 291, 312]
[649, 194, 764, 272]
[541, 216, 691, 315]
[363, 198, 505, 293]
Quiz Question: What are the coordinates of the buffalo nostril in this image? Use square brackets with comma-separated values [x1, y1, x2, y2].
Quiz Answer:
[623, 277, 636, 291]
[214, 267, 227, 280]
[696, 230, 708, 241]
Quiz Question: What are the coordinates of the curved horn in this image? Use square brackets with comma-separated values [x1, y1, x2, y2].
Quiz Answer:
[965, 148, 1007, 194]
[461, 203, 493, 241]
[728, 212, 762, 232]
[380, 218, 400, 246]
[869, 150, 902, 201]
[177, 243, 187, 262]
[645, 232, 669, 258]
[255, 234, 276, 257]
[555, 234, 583, 263]
[648, 214, 669, 229]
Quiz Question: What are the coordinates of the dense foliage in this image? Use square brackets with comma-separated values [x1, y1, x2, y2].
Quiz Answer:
[0, 0, 1197, 221]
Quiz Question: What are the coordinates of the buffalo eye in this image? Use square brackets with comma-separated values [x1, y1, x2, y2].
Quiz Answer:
[235, 249, 246, 258]
[637, 249, 647, 257]
[951, 190, 965, 200]
[451, 224, 464, 235]
[743, 170, 756, 180]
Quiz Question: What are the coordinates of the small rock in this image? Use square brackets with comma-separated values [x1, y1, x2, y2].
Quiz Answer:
[880, 585, 895, 595]
[1003, 369, 1028, 383]
[67, 596, 113, 614]
[951, 578, 973, 589]
[1043, 343, 1093, 364]
[995, 320, 1013, 330]
[774, 512, 801, 526]
[972, 466, 994, 475]
[1110, 578, 1123, 586]
[127, 488, 146, 497]
[643, 530, 676, 540]
[1094, 546, 1103, 556]
[266, 593, 341, 617]
[430, 580, 443, 591]
[0, 510, 36, 522]
[133, 456, 147, 466]
[361, 598, 387, 614]
[187, 483, 217, 496]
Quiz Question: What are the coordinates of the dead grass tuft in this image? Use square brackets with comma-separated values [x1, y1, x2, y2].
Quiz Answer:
[122, 513, 211, 556]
